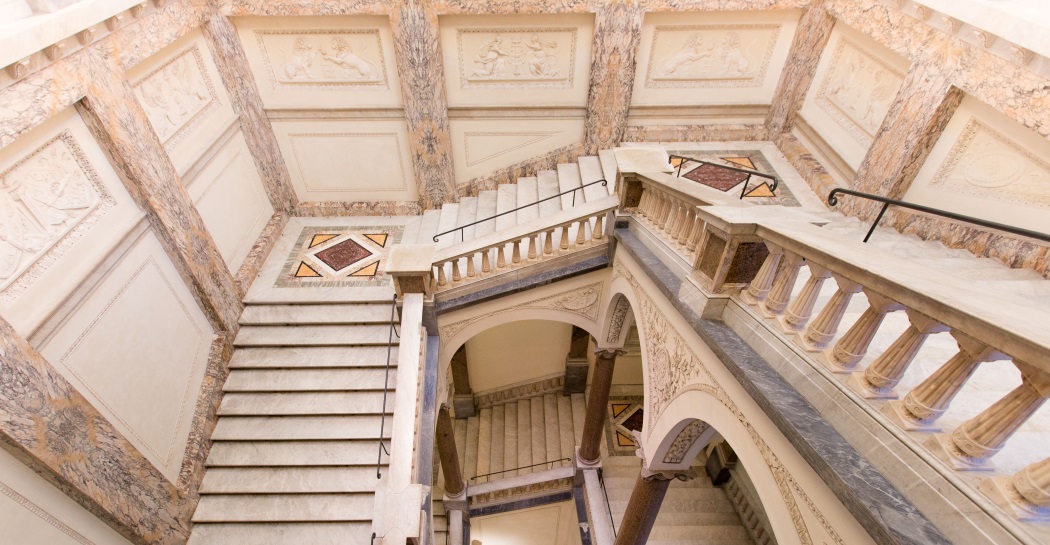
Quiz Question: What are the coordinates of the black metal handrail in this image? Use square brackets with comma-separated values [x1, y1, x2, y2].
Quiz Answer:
[827, 187, 1050, 244]
[470, 457, 571, 481]
[598, 468, 617, 537]
[433, 180, 608, 243]
[376, 294, 401, 479]
[668, 154, 779, 199]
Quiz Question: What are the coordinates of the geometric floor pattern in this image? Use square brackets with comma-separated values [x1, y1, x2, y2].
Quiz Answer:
[669, 149, 800, 207]
[606, 395, 645, 456]
[275, 225, 404, 288]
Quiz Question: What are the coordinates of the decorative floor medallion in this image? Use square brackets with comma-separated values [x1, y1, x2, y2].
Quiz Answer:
[606, 396, 645, 455]
[669, 150, 800, 207]
[276, 225, 403, 288]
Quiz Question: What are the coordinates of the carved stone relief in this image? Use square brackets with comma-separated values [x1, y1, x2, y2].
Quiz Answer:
[457, 28, 577, 88]
[605, 295, 632, 344]
[662, 419, 710, 464]
[256, 29, 388, 88]
[0, 132, 114, 301]
[815, 38, 905, 144]
[928, 118, 1050, 208]
[645, 25, 780, 88]
[132, 45, 219, 149]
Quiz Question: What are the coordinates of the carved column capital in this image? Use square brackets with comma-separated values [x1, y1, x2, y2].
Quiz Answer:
[594, 347, 629, 359]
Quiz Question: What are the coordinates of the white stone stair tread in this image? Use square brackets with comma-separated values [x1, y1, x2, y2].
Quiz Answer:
[474, 190, 499, 237]
[516, 177, 540, 224]
[496, 184, 518, 231]
[604, 486, 726, 501]
[647, 525, 751, 540]
[598, 149, 618, 194]
[415, 209, 442, 244]
[200, 467, 381, 494]
[234, 325, 393, 347]
[537, 170, 562, 217]
[400, 215, 422, 246]
[188, 522, 371, 545]
[218, 391, 391, 416]
[192, 494, 373, 522]
[435, 203, 460, 248]
[206, 441, 378, 466]
[239, 304, 395, 326]
[557, 163, 583, 210]
[456, 196, 479, 243]
[230, 346, 395, 369]
[223, 368, 395, 392]
[579, 156, 608, 202]
[244, 285, 395, 305]
[211, 415, 388, 441]
[609, 497, 738, 513]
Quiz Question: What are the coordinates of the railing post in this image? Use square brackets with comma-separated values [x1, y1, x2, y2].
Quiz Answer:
[760, 252, 803, 318]
[799, 275, 862, 351]
[847, 310, 947, 399]
[822, 289, 903, 373]
[779, 263, 832, 333]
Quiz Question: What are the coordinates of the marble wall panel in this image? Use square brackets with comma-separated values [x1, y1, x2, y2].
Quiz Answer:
[630, 10, 801, 107]
[799, 22, 910, 169]
[449, 117, 586, 184]
[271, 117, 419, 202]
[185, 130, 275, 272]
[764, 4, 834, 136]
[37, 229, 214, 484]
[903, 96, 1050, 235]
[0, 107, 144, 337]
[126, 28, 238, 177]
[584, 0, 644, 152]
[233, 15, 403, 110]
[440, 14, 595, 108]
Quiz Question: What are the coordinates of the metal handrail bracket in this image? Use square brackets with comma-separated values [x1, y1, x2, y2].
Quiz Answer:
[376, 294, 399, 479]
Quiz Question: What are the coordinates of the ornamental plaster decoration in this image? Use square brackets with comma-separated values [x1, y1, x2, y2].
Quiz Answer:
[927, 118, 1050, 208]
[0, 132, 113, 300]
[457, 27, 577, 89]
[605, 294, 632, 345]
[132, 45, 219, 149]
[662, 419, 710, 464]
[815, 38, 904, 144]
[0, 481, 95, 545]
[257, 29, 388, 88]
[645, 24, 779, 89]
[439, 281, 602, 349]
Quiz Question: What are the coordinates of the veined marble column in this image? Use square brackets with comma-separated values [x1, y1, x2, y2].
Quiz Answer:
[846, 63, 964, 217]
[578, 348, 626, 464]
[613, 433, 695, 545]
[800, 275, 862, 351]
[930, 363, 1050, 470]
[584, 0, 644, 152]
[390, 0, 458, 208]
[201, 13, 297, 213]
[885, 331, 1007, 431]
[765, 5, 836, 136]
[79, 49, 242, 332]
[981, 456, 1050, 521]
[823, 289, 902, 373]
[848, 310, 947, 399]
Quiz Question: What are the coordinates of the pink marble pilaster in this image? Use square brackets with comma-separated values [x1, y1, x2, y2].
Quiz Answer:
[765, 3, 835, 137]
[584, 0, 645, 152]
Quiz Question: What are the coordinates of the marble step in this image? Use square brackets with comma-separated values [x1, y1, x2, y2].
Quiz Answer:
[537, 170, 562, 217]
[529, 396, 547, 475]
[603, 455, 642, 467]
[598, 148, 619, 194]
[542, 393, 561, 468]
[502, 401, 518, 478]
[557, 163, 583, 210]
[605, 486, 727, 502]
[495, 184, 518, 231]
[647, 525, 750, 541]
[489, 404, 505, 479]
[602, 476, 711, 490]
[187, 522, 371, 545]
[609, 497, 738, 514]
[211, 415, 388, 441]
[579, 155, 608, 203]
[435, 203, 461, 248]
[223, 368, 396, 392]
[474, 190, 499, 237]
[206, 440, 379, 466]
[218, 391, 392, 416]
[200, 467, 381, 494]
[570, 393, 586, 446]
[230, 346, 395, 369]
[192, 493, 374, 522]
[416, 209, 442, 244]
[516, 398, 533, 474]
[239, 304, 395, 326]
[464, 413, 480, 481]
[476, 407, 493, 481]
[516, 176, 540, 224]
[234, 325, 395, 347]
[645, 540, 752, 545]
[455, 196, 479, 243]
[619, 511, 746, 527]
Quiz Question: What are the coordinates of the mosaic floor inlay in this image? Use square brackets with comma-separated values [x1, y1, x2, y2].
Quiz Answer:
[276, 225, 404, 288]
[606, 396, 644, 455]
[670, 150, 800, 207]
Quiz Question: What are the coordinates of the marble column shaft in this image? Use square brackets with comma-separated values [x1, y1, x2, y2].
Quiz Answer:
[579, 348, 624, 464]
[611, 472, 673, 545]
[437, 405, 466, 496]
[584, 0, 644, 152]
[79, 49, 243, 332]
[0, 315, 189, 544]
[765, 4, 836, 136]
[201, 13, 297, 213]
[846, 62, 964, 217]
[390, 0, 458, 209]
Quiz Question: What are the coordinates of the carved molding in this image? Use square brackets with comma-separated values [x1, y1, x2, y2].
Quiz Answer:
[132, 45, 220, 150]
[645, 24, 780, 89]
[815, 37, 905, 144]
[456, 27, 578, 89]
[0, 131, 115, 302]
[927, 117, 1050, 208]
[0, 480, 95, 545]
[661, 419, 710, 464]
[255, 29, 389, 89]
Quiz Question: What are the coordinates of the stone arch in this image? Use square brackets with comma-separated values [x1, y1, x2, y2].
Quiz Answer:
[598, 290, 636, 349]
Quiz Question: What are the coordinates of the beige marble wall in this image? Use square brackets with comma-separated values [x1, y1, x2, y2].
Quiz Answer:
[584, 0, 644, 152]
[765, 4, 834, 137]
[623, 124, 766, 143]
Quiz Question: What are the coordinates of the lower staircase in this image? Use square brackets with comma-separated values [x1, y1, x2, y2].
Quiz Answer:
[187, 301, 398, 545]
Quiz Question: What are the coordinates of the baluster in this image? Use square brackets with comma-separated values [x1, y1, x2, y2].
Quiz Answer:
[482, 249, 491, 273]
[467, 255, 476, 277]
[545, 230, 554, 254]
[512, 240, 521, 264]
[981, 456, 1050, 521]
[576, 220, 588, 246]
[560, 225, 570, 250]
[686, 218, 704, 253]
[497, 246, 507, 269]
[848, 310, 947, 398]
[452, 260, 462, 282]
[676, 208, 694, 245]
[593, 215, 604, 241]
[823, 290, 903, 373]
[639, 191, 651, 216]
[779, 264, 832, 333]
[885, 331, 1007, 431]
[741, 244, 783, 305]
[666, 201, 682, 234]
[528, 233, 539, 260]
[436, 263, 447, 287]
[760, 252, 803, 318]
[656, 192, 670, 228]
[799, 275, 862, 351]
[929, 363, 1050, 470]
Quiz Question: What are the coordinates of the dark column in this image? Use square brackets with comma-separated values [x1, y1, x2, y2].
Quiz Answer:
[450, 347, 475, 418]
[579, 348, 626, 464]
[437, 405, 465, 497]
[612, 472, 673, 545]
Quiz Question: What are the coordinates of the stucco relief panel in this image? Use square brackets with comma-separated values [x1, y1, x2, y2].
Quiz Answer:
[814, 38, 904, 145]
[456, 28, 577, 89]
[132, 45, 219, 150]
[256, 30, 389, 89]
[645, 24, 779, 89]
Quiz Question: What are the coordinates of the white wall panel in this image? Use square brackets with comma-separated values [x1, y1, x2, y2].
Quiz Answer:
[449, 117, 585, 184]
